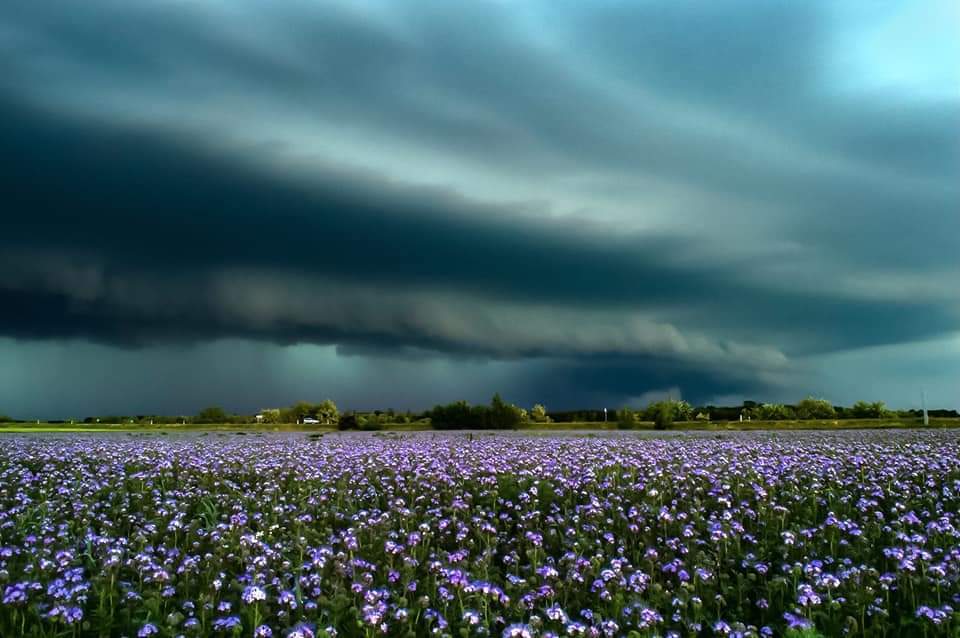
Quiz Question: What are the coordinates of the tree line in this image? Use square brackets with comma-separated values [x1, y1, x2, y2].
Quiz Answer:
[3, 397, 957, 427]
[425, 394, 551, 429]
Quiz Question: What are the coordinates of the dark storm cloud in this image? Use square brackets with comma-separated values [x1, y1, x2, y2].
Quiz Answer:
[535, 354, 776, 408]
[0, 0, 957, 411]
[1, 95, 952, 360]
[0, 97, 710, 312]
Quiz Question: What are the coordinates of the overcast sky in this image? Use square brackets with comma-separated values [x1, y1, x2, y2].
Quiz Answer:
[1, 0, 958, 418]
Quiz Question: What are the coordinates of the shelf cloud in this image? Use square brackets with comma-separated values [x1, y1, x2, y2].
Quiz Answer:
[1, 0, 957, 415]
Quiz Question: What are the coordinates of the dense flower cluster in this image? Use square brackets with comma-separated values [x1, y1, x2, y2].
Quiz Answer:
[1, 430, 959, 636]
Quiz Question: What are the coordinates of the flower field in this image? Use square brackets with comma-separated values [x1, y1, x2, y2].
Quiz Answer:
[1, 431, 959, 637]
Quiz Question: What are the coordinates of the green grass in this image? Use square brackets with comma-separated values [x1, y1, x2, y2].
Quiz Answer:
[516, 421, 620, 430]
[0, 422, 336, 433]
[517, 417, 960, 431]
[672, 417, 960, 430]
[2, 417, 957, 433]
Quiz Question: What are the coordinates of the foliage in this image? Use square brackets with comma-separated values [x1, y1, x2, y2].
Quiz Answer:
[653, 402, 674, 430]
[849, 400, 894, 419]
[429, 400, 477, 429]
[429, 394, 525, 429]
[357, 415, 383, 431]
[315, 399, 340, 426]
[57, 401, 960, 429]
[489, 393, 525, 428]
[642, 399, 692, 422]
[281, 401, 315, 424]
[194, 406, 228, 424]
[748, 403, 797, 421]
[673, 399, 693, 421]
[337, 412, 359, 430]
[530, 404, 550, 423]
[544, 409, 608, 423]
[796, 397, 837, 420]
[273, 400, 340, 425]
[617, 407, 636, 429]
[258, 408, 281, 424]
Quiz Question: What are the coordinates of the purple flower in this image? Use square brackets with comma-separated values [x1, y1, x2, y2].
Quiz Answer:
[503, 624, 533, 638]
[784, 612, 813, 630]
[242, 585, 267, 604]
[797, 585, 822, 607]
[214, 616, 242, 632]
[463, 610, 481, 625]
[2, 584, 28, 606]
[286, 623, 315, 638]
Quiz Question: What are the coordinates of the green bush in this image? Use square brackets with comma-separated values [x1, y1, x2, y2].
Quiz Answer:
[796, 397, 836, 420]
[429, 394, 525, 429]
[337, 413, 358, 430]
[194, 406, 228, 424]
[654, 403, 674, 430]
[642, 400, 692, 422]
[748, 403, 796, 420]
[617, 407, 636, 430]
[848, 400, 894, 419]
[530, 404, 551, 423]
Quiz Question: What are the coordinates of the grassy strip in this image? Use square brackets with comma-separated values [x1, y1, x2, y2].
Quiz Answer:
[526, 418, 960, 430]
[0, 423, 336, 433]
[1, 418, 958, 433]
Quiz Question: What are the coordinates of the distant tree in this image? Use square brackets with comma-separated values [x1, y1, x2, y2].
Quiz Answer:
[653, 402, 674, 430]
[930, 409, 959, 418]
[795, 397, 836, 420]
[0, 414, 12, 423]
[358, 413, 383, 431]
[699, 405, 740, 421]
[259, 408, 281, 424]
[530, 404, 550, 423]
[471, 404, 491, 427]
[195, 406, 228, 424]
[749, 403, 796, 420]
[642, 400, 691, 422]
[849, 401, 870, 418]
[617, 407, 636, 430]
[849, 400, 892, 419]
[489, 393, 524, 428]
[290, 401, 316, 423]
[316, 399, 339, 425]
[338, 412, 359, 430]
[546, 410, 607, 423]
[429, 400, 476, 429]
[429, 395, 524, 429]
